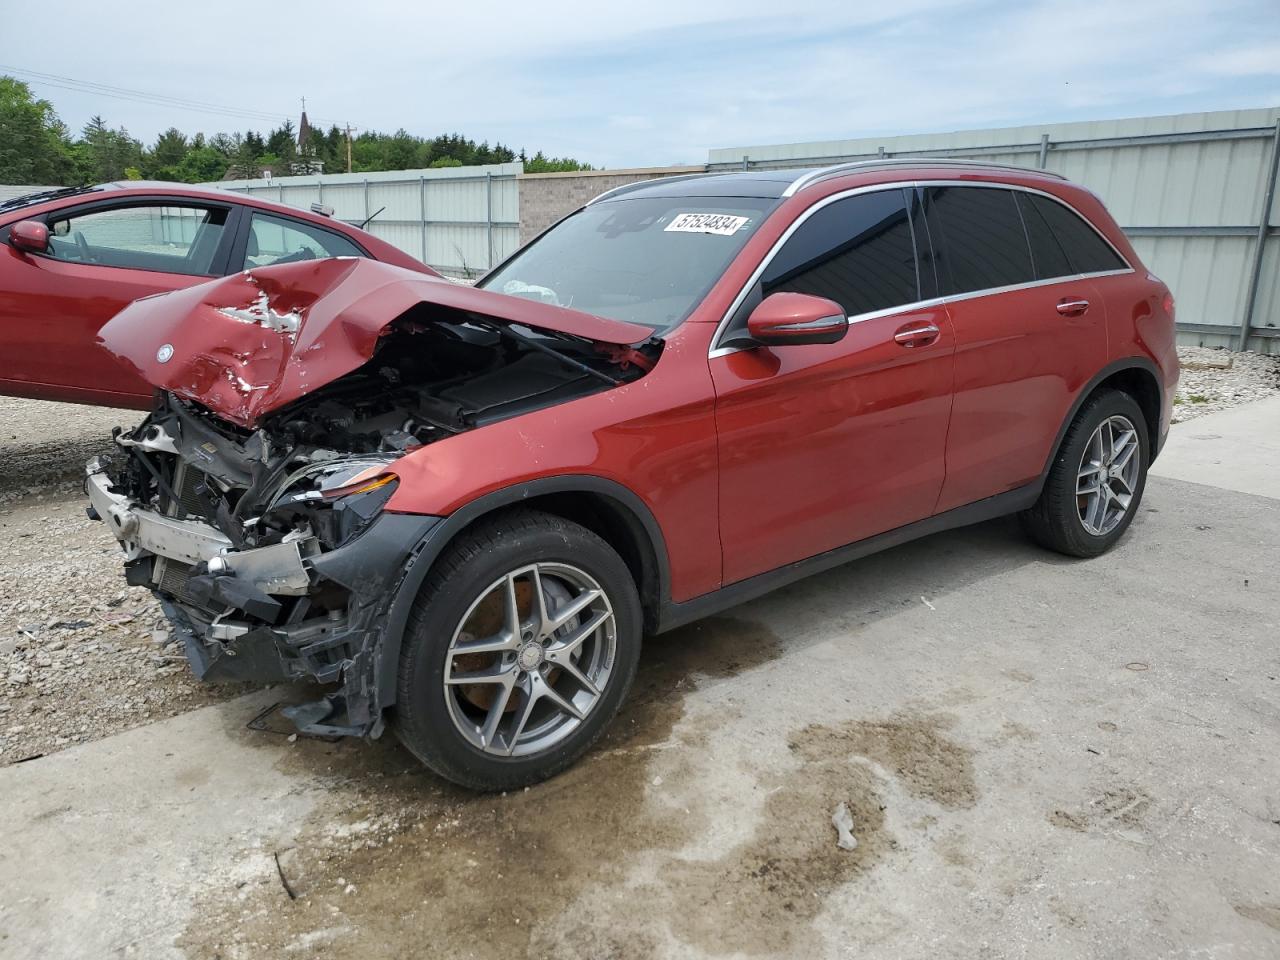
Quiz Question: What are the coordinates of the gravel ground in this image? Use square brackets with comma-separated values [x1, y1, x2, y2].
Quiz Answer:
[0, 398, 248, 766]
[1172, 346, 1280, 422]
[0, 343, 1275, 765]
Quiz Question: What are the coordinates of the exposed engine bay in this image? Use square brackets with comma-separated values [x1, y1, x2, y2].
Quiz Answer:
[87, 307, 658, 736]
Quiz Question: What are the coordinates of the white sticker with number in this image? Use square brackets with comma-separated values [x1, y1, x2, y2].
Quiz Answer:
[664, 213, 750, 236]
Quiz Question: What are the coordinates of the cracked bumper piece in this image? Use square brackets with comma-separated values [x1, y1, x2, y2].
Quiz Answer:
[87, 466, 439, 737]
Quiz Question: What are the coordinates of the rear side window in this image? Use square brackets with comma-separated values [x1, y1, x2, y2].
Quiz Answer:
[1025, 194, 1127, 274]
[924, 186, 1035, 295]
[1015, 192, 1073, 281]
[244, 212, 363, 269]
[762, 189, 919, 316]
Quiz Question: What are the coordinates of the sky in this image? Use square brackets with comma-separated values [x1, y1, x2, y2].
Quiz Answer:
[6, 0, 1280, 169]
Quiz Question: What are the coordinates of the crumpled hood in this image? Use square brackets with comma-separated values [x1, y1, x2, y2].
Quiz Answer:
[98, 257, 655, 428]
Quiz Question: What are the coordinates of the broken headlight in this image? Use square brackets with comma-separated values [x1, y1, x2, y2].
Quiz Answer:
[266, 456, 401, 548]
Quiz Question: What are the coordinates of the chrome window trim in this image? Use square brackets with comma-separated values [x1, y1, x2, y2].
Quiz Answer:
[708, 179, 1134, 358]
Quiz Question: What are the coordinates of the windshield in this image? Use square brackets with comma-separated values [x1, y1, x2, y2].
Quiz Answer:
[480, 195, 777, 332]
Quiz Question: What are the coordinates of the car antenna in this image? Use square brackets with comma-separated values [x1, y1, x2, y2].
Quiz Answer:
[359, 206, 386, 230]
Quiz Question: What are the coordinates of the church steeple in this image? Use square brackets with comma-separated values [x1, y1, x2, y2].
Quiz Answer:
[298, 96, 312, 154]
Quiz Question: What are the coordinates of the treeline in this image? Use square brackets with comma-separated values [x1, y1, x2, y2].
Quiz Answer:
[0, 76, 592, 186]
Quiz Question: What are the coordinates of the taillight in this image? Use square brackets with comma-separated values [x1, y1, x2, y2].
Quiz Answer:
[1162, 291, 1175, 317]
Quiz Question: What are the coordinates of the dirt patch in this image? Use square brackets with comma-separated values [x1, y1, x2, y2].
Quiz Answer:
[1234, 902, 1280, 932]
[179, 618, 977, 959]
[792, 714, 978, 810]
[178, 616, 784, 959]
[1048, 786, 1155, 834]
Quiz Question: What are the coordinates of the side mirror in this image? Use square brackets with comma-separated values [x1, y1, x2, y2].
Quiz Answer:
[746, 292, 848, 347]
[10, 219, 49, 255]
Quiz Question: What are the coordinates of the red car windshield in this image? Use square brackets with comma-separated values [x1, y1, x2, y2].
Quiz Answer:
[481, 195, 777, 332]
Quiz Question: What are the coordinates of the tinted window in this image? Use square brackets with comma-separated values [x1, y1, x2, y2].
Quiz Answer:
[481, 196, 775, 331]
[45, 203, 227, 275]
[1015, 192, 1073, 280]
[762, 189, 918, 316]
[925, 186, 1035, 294]
[244, 213, 363, 269]
[1027, 194, 1127, 274]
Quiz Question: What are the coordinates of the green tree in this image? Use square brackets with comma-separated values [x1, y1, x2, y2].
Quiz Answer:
[0, 76, 77, 184]
[523, 150, 592, 173]
[77, 115, 143, 182]
[175, 146, 228, 183]
[147, 127, 188, 172]
[265, 121, 297, 163]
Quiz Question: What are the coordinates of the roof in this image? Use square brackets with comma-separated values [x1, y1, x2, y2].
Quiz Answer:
[590, 159, 1068, 205]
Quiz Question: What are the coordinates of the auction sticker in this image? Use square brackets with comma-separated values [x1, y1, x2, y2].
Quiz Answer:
[665, 213, 750, 236]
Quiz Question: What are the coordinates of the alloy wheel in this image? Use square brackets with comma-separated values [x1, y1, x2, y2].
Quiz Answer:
[1076, 414, 1140, 536]
[442, 562, 617, 757]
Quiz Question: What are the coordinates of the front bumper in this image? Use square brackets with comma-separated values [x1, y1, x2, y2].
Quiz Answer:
[86, 463, 438, 736]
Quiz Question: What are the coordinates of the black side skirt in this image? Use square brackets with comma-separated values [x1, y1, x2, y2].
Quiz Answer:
[655, 481, 1041, 633]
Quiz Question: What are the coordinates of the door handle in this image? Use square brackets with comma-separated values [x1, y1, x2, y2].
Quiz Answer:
[893, 321, 940, 347]
[1056, 298, 1090, 318]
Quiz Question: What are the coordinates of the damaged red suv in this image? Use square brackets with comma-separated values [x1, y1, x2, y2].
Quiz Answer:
[87, 161, 1178, 789]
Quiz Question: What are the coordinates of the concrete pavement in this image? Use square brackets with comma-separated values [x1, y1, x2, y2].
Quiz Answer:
[2, 400, 1278, 960]
[1152, 394, 1280, 499]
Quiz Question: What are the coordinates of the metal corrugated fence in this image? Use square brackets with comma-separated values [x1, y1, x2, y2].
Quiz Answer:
[709, 108, 1280, 353]
[213, 162, 522, 278]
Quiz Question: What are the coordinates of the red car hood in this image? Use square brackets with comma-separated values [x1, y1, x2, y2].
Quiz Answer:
[99, 258, 655, 428]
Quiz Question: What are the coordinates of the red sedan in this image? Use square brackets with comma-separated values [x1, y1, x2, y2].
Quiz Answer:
[0, 181, 435, 407]
[86, 160, 1178, 789]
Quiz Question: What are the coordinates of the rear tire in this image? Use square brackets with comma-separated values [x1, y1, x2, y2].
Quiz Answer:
[1021, 389, 1149, 558]
[392, 509, 641, 791]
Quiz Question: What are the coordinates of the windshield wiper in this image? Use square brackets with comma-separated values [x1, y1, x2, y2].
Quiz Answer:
[0, 186, 98, 214]
[483, 322, 621, 386]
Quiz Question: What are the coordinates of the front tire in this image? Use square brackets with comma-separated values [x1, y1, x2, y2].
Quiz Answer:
[392, 509, 642, 790]
[1022, 388, 1149, 558]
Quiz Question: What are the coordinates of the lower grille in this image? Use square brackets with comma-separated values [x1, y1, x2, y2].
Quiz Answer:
[156, 558, 196, 602]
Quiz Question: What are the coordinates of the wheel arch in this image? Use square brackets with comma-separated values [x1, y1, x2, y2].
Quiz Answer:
[1041, 357, 1164, 483]
[374, 476, 671, 709]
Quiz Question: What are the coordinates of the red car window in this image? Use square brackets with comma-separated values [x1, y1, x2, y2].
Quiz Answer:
[45, 203, 229, 276]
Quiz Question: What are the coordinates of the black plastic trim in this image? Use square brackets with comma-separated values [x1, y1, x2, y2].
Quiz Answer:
[373, 475, 672, 705]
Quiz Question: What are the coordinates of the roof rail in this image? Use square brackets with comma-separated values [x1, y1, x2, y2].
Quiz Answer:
[781, 157, 1067, 197]
[586, 173, 711, 205]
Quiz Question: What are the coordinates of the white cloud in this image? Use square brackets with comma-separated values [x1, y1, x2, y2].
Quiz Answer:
[7, 0, 1279, 167]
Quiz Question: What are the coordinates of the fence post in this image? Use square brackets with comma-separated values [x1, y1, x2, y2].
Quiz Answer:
[278, 184, 285, 203]
[317, 178, 323, 207]
[362, 178, 370, 226]
[1239, 117, 1280, 351]
[420, 175, 428, 264]
[485, 172, 494, 270]
[1038, 133, 1050, 169]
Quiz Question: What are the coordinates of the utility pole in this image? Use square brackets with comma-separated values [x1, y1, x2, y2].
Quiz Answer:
[345, 123, 353, 174]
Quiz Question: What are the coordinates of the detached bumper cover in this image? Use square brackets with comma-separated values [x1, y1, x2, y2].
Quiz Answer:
[87, 463, 439, 736]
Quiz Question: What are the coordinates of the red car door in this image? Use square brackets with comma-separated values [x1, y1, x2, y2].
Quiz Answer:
[922, 185, 1118, 512]
[710, 188, 956, 585]
[0, 198, 237, 406]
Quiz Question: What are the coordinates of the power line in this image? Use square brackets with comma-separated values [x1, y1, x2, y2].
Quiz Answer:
[0, 64, 356, 130]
